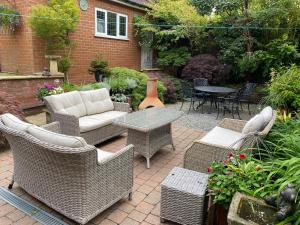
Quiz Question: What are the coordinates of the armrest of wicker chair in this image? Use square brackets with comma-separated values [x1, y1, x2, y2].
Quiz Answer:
[41, 121, 61, 133]
[51, 112, 80, 136]
[183, 140, 234, 173]
[218, 118, 247, 133]
[113, 102, 131, 112]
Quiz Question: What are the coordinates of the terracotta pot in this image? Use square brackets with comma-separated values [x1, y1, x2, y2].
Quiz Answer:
[208, 204, 228, 225]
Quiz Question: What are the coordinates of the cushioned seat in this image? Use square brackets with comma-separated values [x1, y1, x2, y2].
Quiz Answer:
[200, 126, 245, 150]
[79, 111, 127, 133]
[96, 149, 114, 162]
[1, 113, 32, 131]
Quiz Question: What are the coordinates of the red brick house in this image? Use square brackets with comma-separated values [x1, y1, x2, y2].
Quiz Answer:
[0, 0, 153, 108]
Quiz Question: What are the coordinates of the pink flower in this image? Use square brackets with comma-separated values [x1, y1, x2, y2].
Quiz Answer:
[227, 153, 233, 158]
[239, 154, 246, 160]
[207, 167, 213, 173]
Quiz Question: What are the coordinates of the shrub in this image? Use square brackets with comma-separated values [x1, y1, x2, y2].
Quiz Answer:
[182, 54, 230, 84]
[107, 67, 166, 109]
[58, 57, 71, 75]
[264, 65, 300, 111]
[28, 0, 79, 49]
[0, 91, 26, 148]
[157, 47, 191, 68]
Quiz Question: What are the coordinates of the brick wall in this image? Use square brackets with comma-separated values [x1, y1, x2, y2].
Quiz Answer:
[0, 77, 64, 109]
[1, 0, 144, 84]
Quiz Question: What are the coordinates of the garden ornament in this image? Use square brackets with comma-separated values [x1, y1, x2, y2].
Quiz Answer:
[265, 184, 296, 221]
[42, 67, 50, 76]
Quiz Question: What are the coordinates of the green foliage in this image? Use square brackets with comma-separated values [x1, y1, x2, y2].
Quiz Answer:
[107, 67, 166, 109]
[62, 82, 77, 92]
[208, 153, 269, 209]
[37, 83, 64, 100]
[111, 93, 128, 103]
[88, 54, 108, 74]
[28, 0, 79, 49]
[78, 82, 110, 91]
[0, 5, 20, 31]
[157, 47, 191, 67]
[264, 65, 300, 111]
[58, 57, 71, 74]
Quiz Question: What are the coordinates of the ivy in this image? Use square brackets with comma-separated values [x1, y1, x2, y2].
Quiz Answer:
[0, 5, 21, 31]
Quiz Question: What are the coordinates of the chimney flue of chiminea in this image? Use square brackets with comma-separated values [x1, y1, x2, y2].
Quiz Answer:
[138, 78, 164, 110]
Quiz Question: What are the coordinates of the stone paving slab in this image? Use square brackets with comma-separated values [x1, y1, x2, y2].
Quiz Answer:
[0, 125, 205, 225]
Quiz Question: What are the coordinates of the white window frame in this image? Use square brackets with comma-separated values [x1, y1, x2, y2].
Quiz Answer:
[95, 8, 128, 40]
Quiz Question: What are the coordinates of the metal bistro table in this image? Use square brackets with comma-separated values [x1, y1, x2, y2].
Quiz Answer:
[113, 107, 183, 168]
[194, 86, 236, 113]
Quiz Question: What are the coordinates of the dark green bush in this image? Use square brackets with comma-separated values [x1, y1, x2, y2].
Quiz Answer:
[107, 67, 166, 109]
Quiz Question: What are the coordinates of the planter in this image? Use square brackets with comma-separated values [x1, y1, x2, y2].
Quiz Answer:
[208, 203, 228, 225]
[94, 71, 104, 82]
[228, 192, 278, 225]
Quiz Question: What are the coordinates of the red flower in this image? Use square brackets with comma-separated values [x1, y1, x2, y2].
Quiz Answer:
[207, 167, 213, 173]
[239, 154, 246, 160]
[227, 153, 233, 158]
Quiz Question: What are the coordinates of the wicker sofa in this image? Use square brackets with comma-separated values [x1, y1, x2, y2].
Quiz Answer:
[44, 88, 130, 145]
[184, 107, 276, 173]
[0, 113, 134, 224]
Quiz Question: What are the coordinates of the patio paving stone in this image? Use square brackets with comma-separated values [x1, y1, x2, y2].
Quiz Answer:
[0, 113, 206, 224]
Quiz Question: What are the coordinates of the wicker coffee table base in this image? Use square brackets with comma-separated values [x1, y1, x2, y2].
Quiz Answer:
[127, 124, 175, 168]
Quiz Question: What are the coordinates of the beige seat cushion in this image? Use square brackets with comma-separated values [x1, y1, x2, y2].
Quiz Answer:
[80, 89, 114, 115]
[242, 114, 265, 134]
[260, 106, 273, 128]
[96, 149, 114, 163]
[28, 125, 87, 148]
[79, 111, 127, 133]
[1, 113, 32, 131]
[201, 126, 245, 150]
[44, 91, 86, 118]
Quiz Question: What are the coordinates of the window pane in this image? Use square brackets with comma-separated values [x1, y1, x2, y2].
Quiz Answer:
[107, 12, 117, 36]
[97, 11, 105, 33]
[119, 16, 127, 36]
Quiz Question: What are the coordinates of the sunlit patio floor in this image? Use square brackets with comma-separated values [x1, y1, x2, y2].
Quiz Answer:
[0, 124, 205, 225]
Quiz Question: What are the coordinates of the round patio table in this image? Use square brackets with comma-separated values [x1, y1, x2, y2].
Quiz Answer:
[194, 86, 236, 113]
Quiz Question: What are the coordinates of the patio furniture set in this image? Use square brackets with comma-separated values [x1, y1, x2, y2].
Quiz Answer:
[0, 87, 275, 225]
[181, 78, 257, 118]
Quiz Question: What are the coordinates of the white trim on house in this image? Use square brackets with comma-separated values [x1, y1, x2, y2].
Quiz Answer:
[95, 7, 129, 40]
[108, 0, 147, 11]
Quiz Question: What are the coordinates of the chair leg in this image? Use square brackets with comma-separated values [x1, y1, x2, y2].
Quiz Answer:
[146, 158, 150, 169]
[248, 103, 251, 115]
[216, 103, 220, 119]
[8, 176, 14, 189]
[240, 102, 244, 111]
[128, 192, 133, 201]
[187, 101, 192, 114]
[161, 218, 166, 223]
[180, 100, 184, 110]
[237, 106, 241, 119]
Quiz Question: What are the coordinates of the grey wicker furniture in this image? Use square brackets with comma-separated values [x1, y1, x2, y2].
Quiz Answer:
[114, 107, 183, 168]
[161, 167, 209, 225]
[184, 107, 276, 173]
[44, 89, 130, 145]
[0, 113, 134, 225]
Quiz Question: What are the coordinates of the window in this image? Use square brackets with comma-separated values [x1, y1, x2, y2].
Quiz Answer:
[95, 8, 128, 39]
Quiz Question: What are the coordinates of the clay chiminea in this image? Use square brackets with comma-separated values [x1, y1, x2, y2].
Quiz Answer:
[139, 78, 165, 110]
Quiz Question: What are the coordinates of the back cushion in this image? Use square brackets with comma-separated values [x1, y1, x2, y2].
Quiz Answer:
[44, 91, 86, 118]
[260, 106, 273, 128]
[1, 113, 32, 131]
[242, 114, 265, 134]
[80, 88, 114, 115]
[28, 125, 87, 148]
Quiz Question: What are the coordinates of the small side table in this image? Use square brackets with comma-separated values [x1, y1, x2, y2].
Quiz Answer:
[160, 167, 208, 225]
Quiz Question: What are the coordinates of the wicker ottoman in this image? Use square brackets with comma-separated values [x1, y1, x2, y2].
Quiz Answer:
[160, 167, 209, 225]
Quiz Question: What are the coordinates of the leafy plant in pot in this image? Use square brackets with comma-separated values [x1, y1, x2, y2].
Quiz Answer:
[89, 54, 108, 82]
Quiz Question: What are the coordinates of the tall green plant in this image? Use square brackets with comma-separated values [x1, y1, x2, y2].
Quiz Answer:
[28, 0, 80, 50]
[264, 65, 300, 111]
[0, 5, 20, 31]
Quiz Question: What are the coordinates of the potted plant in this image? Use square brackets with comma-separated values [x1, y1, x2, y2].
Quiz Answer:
[89, 54, 108, 82]
[207, 153, 269, 225]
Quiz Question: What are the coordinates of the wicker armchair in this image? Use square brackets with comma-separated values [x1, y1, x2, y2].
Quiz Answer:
[0, 118, 134, 225]
[184, 110, 276, 173]
[44, 89, 131, 145]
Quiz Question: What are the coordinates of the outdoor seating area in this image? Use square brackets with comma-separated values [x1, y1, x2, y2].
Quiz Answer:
[1, 0, 300, 224]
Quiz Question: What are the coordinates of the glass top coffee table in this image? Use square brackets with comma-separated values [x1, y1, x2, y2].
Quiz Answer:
[114, 107, 183, 168]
